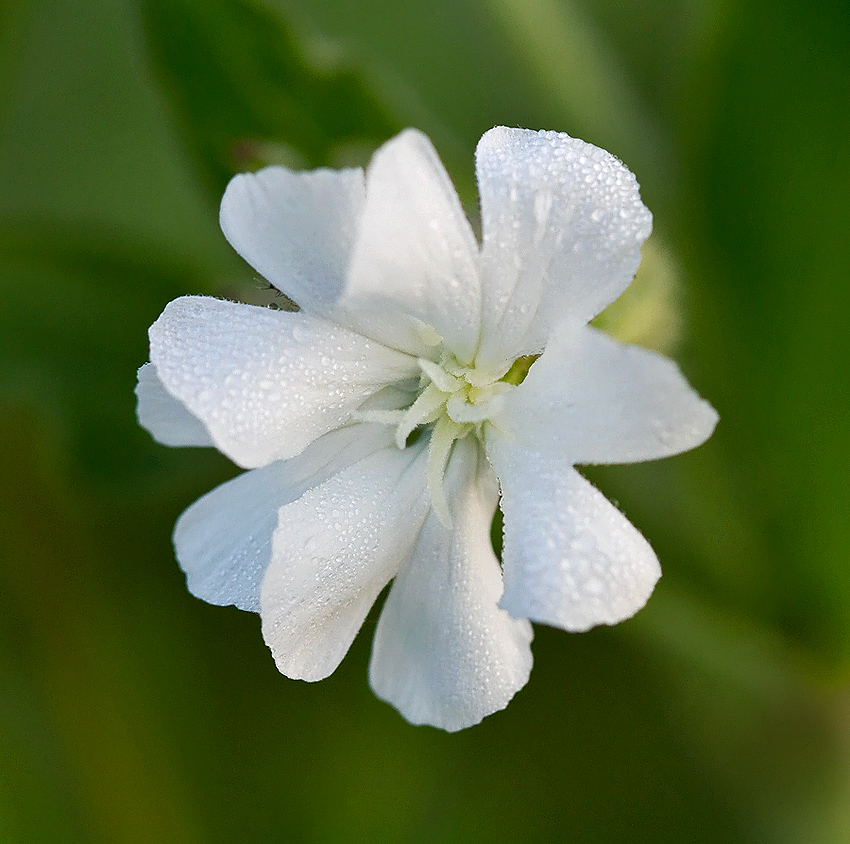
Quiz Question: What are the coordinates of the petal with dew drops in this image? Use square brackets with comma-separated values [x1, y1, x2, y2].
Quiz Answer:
[475, 127, 652, 370]
[174, 423, 396, 613]
[369, 437, 533, 731]
[148, 296, 418, 469]
[497, 325, 718, 465]
[342, 129, 483, 362]
[487, 430, 661, 631]
[219, 164, 365, 316]
[261, 439, 431, 682]
[135, 362, 213, 448]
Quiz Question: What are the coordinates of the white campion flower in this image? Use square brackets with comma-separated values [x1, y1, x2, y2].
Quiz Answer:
[136, 127, 717, 732]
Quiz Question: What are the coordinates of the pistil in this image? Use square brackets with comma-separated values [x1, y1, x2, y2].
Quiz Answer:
[356, 349, 517, 526]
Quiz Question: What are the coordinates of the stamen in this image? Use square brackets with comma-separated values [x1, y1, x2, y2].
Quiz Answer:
[416, 323, 443, 347]
[464, 363, 511, 388]
[394, 382, 447, 449]
[418, 358, 460, 393]
[446, 389, 508, 423]
[427, 416, 469, 527]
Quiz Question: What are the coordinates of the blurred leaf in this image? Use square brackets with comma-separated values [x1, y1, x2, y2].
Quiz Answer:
[0, 405, 206, 843]
[141, 0, 400, 191]
[263, 0, 558, 190]
[593, 237, 684, 354]
[634, 587, 850, 844]
[480, 0, 672, 188]
[677, 0, 850, 662]
[0, 0, 227, 268]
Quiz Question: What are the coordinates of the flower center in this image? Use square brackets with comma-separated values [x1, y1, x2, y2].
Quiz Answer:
[396, 353, 514, 445]
[358, 349, 515, 525]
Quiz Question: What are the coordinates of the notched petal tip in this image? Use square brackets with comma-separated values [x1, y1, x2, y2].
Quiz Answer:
[369, 439, 534, 732]
[474, 126, 653, 368]
[259, 440, 431, 685]
[489, 435, 663, 634]
[135, 361, 214, 448]
[499, 560, 661, 634]
[475, 125, 533, 154]
[342, 125, 482, 360]
[219, 163, 367, 317]
[502, 326, 719, 466]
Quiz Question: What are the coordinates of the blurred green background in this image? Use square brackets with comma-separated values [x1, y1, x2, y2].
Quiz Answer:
[1, 0, 849, 841]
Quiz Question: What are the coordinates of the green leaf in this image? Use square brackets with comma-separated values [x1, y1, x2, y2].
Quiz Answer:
[141, 0, 400, 192]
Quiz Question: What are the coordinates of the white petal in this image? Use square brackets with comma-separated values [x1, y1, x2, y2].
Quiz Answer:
[342, 129, 483, 362]
[148, 296, 418, 468]
[487, 432, 661, 631]
[260, 440, 431, 682]
[475, 127, 653, 369]
[174, 423, 396, 613]
[135, 362, 213, 447]
[496, 326, 719, 465]
[219, 164, 365, 316]
[369, 437, 534, 732]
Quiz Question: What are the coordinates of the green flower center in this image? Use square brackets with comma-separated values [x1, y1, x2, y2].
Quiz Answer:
[359, 348, 520, 525]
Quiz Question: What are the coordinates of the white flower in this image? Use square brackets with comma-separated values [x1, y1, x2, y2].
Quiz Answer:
[136, 127, 717, 731]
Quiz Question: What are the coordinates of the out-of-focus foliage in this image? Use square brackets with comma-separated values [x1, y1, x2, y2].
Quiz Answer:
[142, 0, 399, 189]
[1, 0, 848, 842]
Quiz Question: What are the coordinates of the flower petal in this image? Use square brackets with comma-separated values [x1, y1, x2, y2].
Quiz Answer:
[148, 296, 418, 468]
[496, 326, 719, 465]
[487, 432, 661, 631]
[174, 423, 396, 613]
[135, 362, 213, 447]
[475, 127, 652, 369]
[219, 164, 365, 316]
[369, 437, 534, 732]
[343, 129, 483, 362]
[260, 439, 431, 682]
